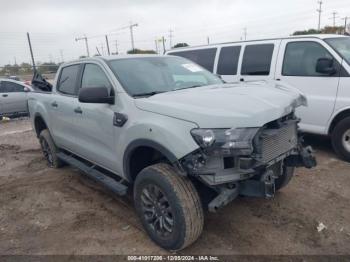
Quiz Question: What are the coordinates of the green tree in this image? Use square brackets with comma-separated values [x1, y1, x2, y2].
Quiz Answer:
[127, 49, 157, 54]
[292, 26, 345, 36]
[173, 43, 189, 48]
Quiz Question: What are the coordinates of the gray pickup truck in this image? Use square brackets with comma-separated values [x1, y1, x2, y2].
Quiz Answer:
[28, 55, 316, 251]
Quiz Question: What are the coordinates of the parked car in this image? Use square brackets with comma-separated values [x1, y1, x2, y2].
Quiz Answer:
[0, 79, 32, 119]
[28, 55, 315, 250]
[7, 75, 21, 81]
[167, 34, 350, 161]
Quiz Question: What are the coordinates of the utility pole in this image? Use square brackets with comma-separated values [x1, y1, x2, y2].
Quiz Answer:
[114, 40, 119, 54]
[26, 32, 36, 71]
[155, 39, 159, 54]
[329, 11, 338, 27]
[162, 36, 166, 54]
[317, 0, 323, 30]
[75, 35, 90, 57]
[129, 22, 138, 52]
[243, 27, 247, 40]
[207, 36, 210, 45]
[105, 35, 110, 55]
[59, 49, 64, 62]
[168, 29, 173, 49]
[100, 43, 104, 56]
[342, 16, 349, 34]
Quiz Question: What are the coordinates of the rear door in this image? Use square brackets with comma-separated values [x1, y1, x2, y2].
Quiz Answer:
[238, 40, 280, 82]
[50, 64, 81, 150]
[0, 81, 27, 114]
[275, 39, 342, 134]
[215, 44, 242, 82]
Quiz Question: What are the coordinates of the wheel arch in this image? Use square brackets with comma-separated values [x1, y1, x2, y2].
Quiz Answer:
[328, 108, 350, 134]
[123, 139, 180, 182]
[34, 113, 48, 137]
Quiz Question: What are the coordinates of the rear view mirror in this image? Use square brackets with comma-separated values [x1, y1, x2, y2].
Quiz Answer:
[78, 87, 114, 104]
[23, 86, 30, 92]
[316, 58, 337, 75]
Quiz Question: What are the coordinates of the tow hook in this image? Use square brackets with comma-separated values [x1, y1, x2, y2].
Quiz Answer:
[261, 170, 276, 198]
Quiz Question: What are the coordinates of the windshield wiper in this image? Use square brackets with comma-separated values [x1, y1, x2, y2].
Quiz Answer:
[173, 84, 204, 91]
[133, 91, 167, 98]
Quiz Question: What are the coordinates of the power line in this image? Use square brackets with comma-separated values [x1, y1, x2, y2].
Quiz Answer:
[317, 0, 323, 30]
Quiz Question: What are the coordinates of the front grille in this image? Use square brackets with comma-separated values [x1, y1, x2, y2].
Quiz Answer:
[254, 120, 298, 163]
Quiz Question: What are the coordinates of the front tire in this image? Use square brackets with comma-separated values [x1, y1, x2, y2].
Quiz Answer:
[134, 163, 204, 251]
[39, 129, 64, 168]
[275, 166, 295, 191]
[331, 117, 350, 162]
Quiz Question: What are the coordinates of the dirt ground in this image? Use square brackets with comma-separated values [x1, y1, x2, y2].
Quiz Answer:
[0, 118, 349, 255]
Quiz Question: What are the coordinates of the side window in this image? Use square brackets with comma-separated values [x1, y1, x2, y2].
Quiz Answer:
[0, 82, 4, 93]
[1, 81, 24, 92]
[169, 48, 217, 72]
[81, 64, 112, 90]
[241, 44, 274, 75]
[217, 46, 241, 75]
[282, 41, 336, 76]
[57, 64, 80, 95]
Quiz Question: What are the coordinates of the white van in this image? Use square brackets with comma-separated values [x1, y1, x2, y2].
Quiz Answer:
[167, 34, 350, 161]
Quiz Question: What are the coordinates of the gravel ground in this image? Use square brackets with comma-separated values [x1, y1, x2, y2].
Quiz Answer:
[0, 118, 349, 255]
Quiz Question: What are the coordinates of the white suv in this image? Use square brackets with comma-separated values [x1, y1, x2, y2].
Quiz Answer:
[167, 34, 350, 161]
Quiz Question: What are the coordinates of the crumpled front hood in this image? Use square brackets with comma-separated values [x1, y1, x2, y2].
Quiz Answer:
[135, 81, 306, 128]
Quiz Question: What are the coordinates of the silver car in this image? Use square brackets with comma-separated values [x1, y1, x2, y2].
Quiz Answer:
[0, 79, 32, 118]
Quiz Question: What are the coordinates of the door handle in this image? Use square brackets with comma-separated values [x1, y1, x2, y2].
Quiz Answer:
[240, 78, 244, 82]
[276, 78, 281, 81]
[74, 107, 83, 114]
[2, 94, 8, 97]
[51, 101, 58, 107]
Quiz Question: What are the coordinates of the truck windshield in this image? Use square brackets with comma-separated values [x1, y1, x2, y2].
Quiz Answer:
[325, 37, 350, 65]
[108, 56, 223, 97]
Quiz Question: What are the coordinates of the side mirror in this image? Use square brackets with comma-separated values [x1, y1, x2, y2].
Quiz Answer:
[23, 86, 30, 92]
[78, 87, 114, 104]
[316, 58, 337, 75]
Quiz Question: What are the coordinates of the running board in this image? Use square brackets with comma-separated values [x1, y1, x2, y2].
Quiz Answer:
[57, 152, 128, 196]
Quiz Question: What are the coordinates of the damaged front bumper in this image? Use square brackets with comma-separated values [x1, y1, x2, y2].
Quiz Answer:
[180, 116, 317, 212]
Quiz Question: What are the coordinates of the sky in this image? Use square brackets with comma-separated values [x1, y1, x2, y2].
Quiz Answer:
[0, 0, 349, 66]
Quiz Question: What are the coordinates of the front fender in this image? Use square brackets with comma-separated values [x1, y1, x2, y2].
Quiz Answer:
[115, 111, 199, 180]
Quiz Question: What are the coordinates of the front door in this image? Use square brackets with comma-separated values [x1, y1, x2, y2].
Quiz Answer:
[0, 81, 27, 115]
[73, 63, 119, 172]
[275, 39, 341, 134]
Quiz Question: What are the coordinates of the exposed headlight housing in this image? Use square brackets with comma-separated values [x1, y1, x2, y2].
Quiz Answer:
[191, 127, 259, 156]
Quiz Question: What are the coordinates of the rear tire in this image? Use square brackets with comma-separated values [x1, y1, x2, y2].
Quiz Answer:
[39, 129, 64, 168]
[134, 163, 204, 251]
[275, 166, 295, 191]
[331, 117, 350, 162]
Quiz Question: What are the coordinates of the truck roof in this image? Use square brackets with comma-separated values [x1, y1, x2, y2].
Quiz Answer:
[68, 54, 162, 64]
[166, 34, 349, 52]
